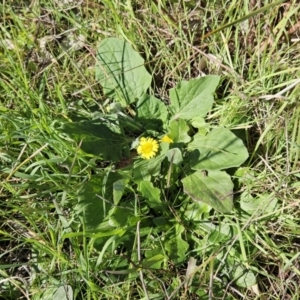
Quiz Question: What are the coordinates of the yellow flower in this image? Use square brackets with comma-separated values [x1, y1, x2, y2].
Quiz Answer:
[137, 137, 159, 159]
[161, 135, 173, 144]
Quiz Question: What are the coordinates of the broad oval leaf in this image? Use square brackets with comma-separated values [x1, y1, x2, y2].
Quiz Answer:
[76, 172, 124, 230]
[168, 118, 191, 143]
[170, 75, 220, 120]
[61, 120, 128, 162]
[96, 38, 151, 105]
[188, 127, 248, 170]
[136, 94, 168, 130]
[53, 285, 73, 300]
[234, 265, 257, 288]
[182, 170, 233, 213]
[167, 148, 183, 165]
[164, 224, 189, 264]
[76, 176, 111, 230]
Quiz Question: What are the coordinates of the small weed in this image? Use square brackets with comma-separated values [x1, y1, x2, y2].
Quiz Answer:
[1, 1, 300, 299]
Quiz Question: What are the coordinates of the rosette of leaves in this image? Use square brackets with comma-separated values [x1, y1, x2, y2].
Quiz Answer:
[58, 38, 255, 292]
[61, 38, 248, 214]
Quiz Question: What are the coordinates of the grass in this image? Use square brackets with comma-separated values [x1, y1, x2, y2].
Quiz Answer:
[1, 0, 300, 299]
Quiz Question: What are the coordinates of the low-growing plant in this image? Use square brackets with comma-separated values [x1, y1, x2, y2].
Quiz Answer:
[60, 38, 260, 296]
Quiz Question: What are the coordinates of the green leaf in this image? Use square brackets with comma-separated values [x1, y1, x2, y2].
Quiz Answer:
[136, 94, 168, 130]
[142, 254, 165, 269]
[234, 265, 257, 288]
[76, 176, 113, 230]
[145, 242, 166, 269]
[239, 192, 278, 216]
[198, 222, 237, 247]
[102, 172, 125, 204]
[108, 207, 132, 227]
[165, 224, 189, 264]
[183, 202, 211, 222]
[168, 118, 191, 143]
[235, 167, 256, 186]
[133, 153, 165, 183]
[208, 223, 235, 244]
[53, 285, 73, 300]
[85, 280, 118, 298]
[62, 120, 128, 161]
[138, 181, 162, 210]
[182, 170, 233, 213]
[113, 178, 127, 205]
[169, 76, 220, 120]
[167, 148, 183, 165]
[96, 38, 151, 105]
[133, 159, 151, 182]
[190, 116, 210, 135]
[76, 176, 105, 229]
[188, 128, 248, 170]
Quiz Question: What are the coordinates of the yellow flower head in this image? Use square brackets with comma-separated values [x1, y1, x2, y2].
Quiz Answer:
[161, 135, 173, 144]
[137, 137, 159, 159]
